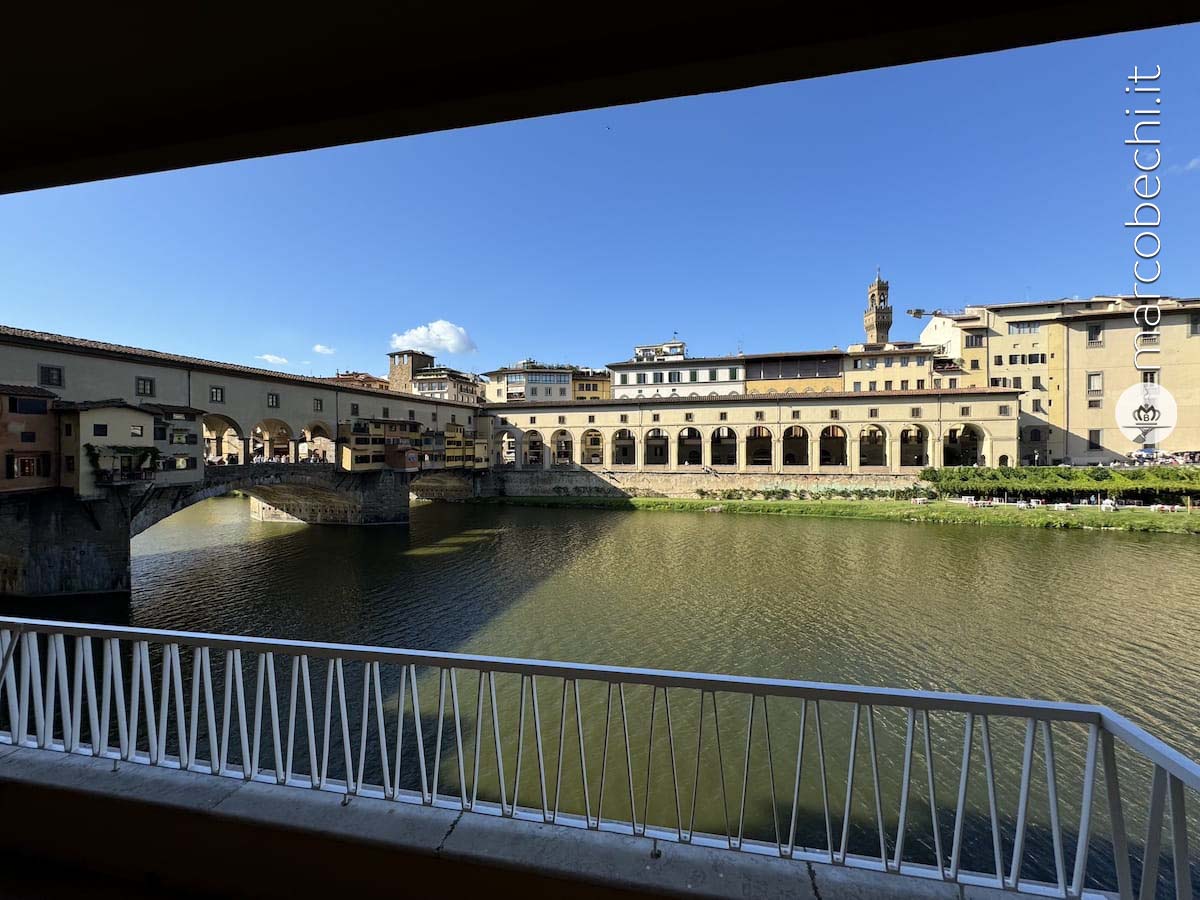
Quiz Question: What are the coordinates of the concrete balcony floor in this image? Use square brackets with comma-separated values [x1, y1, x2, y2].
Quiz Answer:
[0, 745, 1035, 899]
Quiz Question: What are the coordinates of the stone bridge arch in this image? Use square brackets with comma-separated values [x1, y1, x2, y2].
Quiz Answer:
[409, 468, 477, 502]
[130, 463, 411, 537]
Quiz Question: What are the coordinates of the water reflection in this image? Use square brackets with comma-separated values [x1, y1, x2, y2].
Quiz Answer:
[124, 496, 1200, 755]
[6, 495, 1196, 892]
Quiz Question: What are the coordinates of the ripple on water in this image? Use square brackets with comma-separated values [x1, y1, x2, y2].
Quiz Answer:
[130, 496, 1200, 762]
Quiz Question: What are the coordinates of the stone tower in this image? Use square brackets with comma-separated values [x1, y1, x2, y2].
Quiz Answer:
[863, 269, 892, 344]
[387, 349, 435, 393]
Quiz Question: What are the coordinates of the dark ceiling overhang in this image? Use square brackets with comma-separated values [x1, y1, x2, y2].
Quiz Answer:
[3, 3, 1196, 195]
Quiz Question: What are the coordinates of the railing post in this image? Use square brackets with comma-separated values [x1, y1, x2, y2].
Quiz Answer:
[0, 613, 1195, 899]
[1167, 775, 1192, 900]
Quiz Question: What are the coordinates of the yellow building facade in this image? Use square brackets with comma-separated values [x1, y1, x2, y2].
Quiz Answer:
[487, 388, 1020, 474]
[571, 370, 611, 401]
[921, 297, 1200, 463]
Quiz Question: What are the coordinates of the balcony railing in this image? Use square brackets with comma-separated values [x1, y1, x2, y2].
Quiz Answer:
[93, 469, 155, 484]
[0, 616, 1194, 900]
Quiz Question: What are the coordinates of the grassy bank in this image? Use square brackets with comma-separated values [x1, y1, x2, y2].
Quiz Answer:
[922, 465, 1200, 500]
[471, 496, 1200, 534]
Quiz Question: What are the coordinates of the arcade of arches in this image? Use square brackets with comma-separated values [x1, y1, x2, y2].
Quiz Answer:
[488, 421, 995, 474]
[203, 415, 335, 464]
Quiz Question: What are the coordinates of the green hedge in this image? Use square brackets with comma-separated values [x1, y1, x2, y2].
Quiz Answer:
[921, 465, 1200, 499]
[470, 496, 1200, 534]
[694, 485, 936, 502]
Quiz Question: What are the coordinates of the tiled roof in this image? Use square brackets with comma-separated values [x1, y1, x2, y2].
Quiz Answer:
[607, 349, 843, 368]
[141, 402, 208, 417]
[0, 325, 478, 409]
[605, 346, 936, 368]
[0, 383, 57, 398]
[486, 385, 1021, 411]
[970, 295, 1197, 312]
[53, 399, 147, 412]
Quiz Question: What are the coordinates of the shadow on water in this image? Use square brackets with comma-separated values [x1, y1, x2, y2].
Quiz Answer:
[0, 592, 132, 625]
[0, 495, 628, 650]
[121, 497, 629, 648]
[2, 496, 1198, 897]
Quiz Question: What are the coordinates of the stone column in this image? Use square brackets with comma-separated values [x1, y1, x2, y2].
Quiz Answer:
[290, 440, 301, 463]
[848, 432, 861, 474]
[772, 436, 783, 474]
[665, 433, 676, 470]
[635, 430, 645, 471]
[930, 434, 944, 468]
[241, 437, 252, 465]
[542, 440, 552, 470]
[701, 432, 712, 468]
[213, 434, 224, 457]
[888, 436, 901, 473]
[736, 432, 747, 473]
[809, 434, 821, 473]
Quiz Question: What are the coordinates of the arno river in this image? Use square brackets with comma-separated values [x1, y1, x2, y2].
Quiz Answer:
[127, 497, 1200, 752]
[14, 497, 1200, 889]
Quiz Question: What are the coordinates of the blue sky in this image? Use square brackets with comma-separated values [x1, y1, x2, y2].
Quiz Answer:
[2, 24, 1198, 377]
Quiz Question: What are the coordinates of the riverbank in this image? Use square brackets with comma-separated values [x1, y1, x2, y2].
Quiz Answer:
[470, 496, 1200, 533]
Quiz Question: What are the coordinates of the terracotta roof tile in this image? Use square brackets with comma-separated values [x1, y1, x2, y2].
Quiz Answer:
[0, 325, 478, 409]
[0, 383, 57, 398]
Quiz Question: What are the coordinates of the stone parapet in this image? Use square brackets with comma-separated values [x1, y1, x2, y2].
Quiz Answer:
[480, 468, 921, 499]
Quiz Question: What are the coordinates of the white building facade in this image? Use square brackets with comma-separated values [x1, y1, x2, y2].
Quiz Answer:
[609, 341, 746, 399]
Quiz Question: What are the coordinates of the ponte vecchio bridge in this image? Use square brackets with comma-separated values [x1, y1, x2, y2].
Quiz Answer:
[0, 324, 485, 596]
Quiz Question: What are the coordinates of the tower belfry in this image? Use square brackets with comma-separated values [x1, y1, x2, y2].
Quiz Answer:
[864, 268, 892, 343]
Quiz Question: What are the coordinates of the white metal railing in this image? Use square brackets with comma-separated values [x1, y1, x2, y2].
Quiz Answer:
[0, 616, 1194, 899]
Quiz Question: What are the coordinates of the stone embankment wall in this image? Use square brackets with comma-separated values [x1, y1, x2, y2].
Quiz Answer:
[2, 467, 414, 598]
[478, 469, 920, 499]
[0, 490, 132, 595]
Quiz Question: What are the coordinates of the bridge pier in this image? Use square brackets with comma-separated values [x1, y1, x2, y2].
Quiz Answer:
[0, 464, 410, 598]
[0, 489, 134, 596]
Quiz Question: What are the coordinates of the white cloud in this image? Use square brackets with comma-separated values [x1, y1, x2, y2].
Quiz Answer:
[313, 343, 336, 355]
[255, 353, 288, 365]
[1168, 157, 1200, 174]
[389, 320, 477, 355]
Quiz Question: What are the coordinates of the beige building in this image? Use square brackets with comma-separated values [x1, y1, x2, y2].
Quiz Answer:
[56, 401, 159, 498]
[143, 403, 206, 484]
[483, 361, 574, 403]
[483, 361, 611, 404]
[609, 341, 746, 398]
[0, 325, 481, 477]
[487, 388, 1020, 473]
[743, 351, 843, 395]
[1061, 302, 1200, 462]
[1, 384, 58, 492]
[325, 370, 390, 391]
[571, 369, 611, 401]
[338, 418, 423, 472]
[921, 296, 1199, 463]
[843, 343, 936, 393]
[387, 350, 482, 405]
